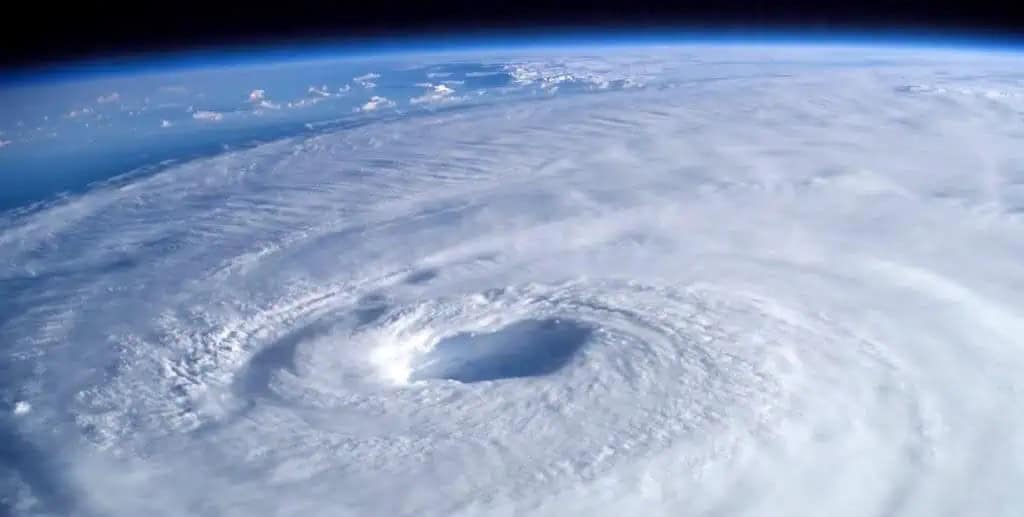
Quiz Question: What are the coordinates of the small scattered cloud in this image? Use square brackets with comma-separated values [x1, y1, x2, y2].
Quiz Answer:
[0, 139, 11, 148]
[410, 83, 462, 105]
[96, 92, 120, 104]
[286, 84, 347, 108]
[308, 85, 331, 97]
[192, 110, 224, 122]
[160, 120, 173, 128]
[159, 85, 188, 94]
[248, 89, 280, 110]
[12, 401, 31, 415]
[356, 96, 395, 112]
[426, 71, 452, 78]
[67, 107, 94, 118]
[353, 73, 381, 89]
[287, 97, 323, 109]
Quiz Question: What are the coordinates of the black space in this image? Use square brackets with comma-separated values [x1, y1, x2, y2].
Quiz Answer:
[2, 0, 1023, 70]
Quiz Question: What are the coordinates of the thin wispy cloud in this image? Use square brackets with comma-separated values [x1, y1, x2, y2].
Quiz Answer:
[192, 110, 224, 121]
[353, 72, 381, 88]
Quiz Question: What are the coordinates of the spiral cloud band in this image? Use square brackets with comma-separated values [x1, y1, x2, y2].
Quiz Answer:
[3, 45, 1024, 516]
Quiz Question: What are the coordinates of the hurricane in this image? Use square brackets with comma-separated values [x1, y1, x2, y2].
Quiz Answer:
[2, 43, 1024, 516]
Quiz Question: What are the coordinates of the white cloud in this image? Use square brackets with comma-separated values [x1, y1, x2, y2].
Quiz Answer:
[67, 107, 94, 118]
[308, 85, 331, 97]
[287, 84, 349, 108]
[410, 83, 462, 105]
[12, 401, 31, 415]
[192, 110, 224, 122]
[353, 72, 381, 88]
[0, 139, 11, 148]
[356, 96, 395, 112]
[96, 92, 120, 104]
[502, 61, 648, 91]
[160, 120, 173, 128]
[287, 97, 325, 109]
[247, 90, 280, 110]
[10, 46, 1024, 517]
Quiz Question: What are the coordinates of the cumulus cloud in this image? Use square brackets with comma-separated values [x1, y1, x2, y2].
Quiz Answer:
[409, 83, 463, 105]
[356, 95, 396, 111]
[12, 401, 31, 415]
[246, 89, 281, 110]
[160, 120, 173, 128]
[0, 139, 11, 148]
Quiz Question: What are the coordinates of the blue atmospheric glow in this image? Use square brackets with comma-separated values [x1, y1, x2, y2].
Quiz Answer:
[4, 27, 1024, 85]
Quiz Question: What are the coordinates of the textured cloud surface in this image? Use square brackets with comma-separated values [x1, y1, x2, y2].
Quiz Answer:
[3, 45, 1024, 516]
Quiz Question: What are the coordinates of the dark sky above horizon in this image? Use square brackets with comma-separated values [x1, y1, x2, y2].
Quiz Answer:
[3, 0, 1022, 69]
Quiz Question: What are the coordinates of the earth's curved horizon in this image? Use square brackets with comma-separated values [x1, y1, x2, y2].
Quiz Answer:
[2, 38, 1024, 516]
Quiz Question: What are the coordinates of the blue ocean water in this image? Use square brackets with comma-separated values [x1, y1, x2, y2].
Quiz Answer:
[0, 57, 523, 211]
